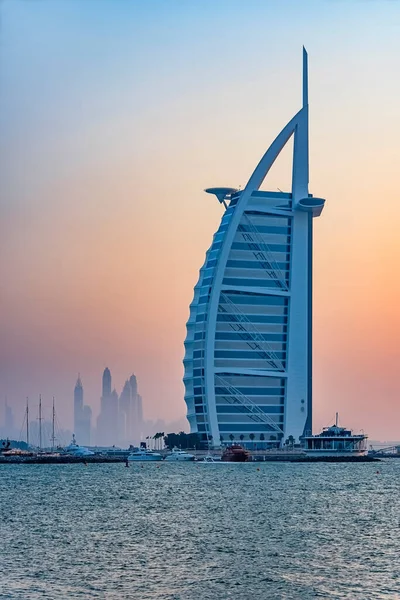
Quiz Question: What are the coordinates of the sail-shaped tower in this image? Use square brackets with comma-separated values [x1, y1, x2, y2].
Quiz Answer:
[183, 49, 325, 448]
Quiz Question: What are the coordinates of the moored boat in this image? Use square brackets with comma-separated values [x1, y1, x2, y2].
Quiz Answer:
[221, 444, 251, 462]
[127, 447, 162, 462]
[165, 448, 195, 461]
[199, 455, 223, 463]
[64, 435, 95, 457]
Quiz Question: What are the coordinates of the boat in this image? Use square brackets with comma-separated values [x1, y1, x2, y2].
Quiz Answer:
[64, 434, 95, 457]
[199, 455, 223, 463]
[302, 414, 368, 457]
[165, 448, 195, 461]
[127, 447, 162, 462]
[221, 444, 251, 462]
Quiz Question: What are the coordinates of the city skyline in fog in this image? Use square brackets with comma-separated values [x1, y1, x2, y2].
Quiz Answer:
[2, 1, 400, 439]
[0, 365, 189, 446]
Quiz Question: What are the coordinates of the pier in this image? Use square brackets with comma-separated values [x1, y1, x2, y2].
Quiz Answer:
[0, 448, 379, 464]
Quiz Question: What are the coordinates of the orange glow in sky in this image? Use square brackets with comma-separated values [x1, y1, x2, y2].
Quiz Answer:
[1, 1, 400, 439]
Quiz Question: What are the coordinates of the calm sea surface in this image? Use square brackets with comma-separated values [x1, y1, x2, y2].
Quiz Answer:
[1, 461, 399, 599]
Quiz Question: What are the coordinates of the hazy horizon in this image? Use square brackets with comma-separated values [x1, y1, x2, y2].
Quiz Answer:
[1, 0, 400, 439]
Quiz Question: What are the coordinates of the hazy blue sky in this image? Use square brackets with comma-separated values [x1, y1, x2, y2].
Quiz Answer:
[1, 0, 400, 439]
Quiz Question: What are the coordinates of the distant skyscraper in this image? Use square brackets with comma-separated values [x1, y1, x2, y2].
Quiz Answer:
[118, 373, 142, 445]
[119, 379, 132, 444]
[96, 368, 144, 446]
[130, 374, 145, 443]
[102, 367, 112, 398]
[74, 376, 83, 429]
[73, 375, 92, 445]
[129, 374, 137, 397]
[129, 374, 139, 442]
[96, 367, 118, 446]
[183, 49, 325, 448]
[109, 388, 119, 444]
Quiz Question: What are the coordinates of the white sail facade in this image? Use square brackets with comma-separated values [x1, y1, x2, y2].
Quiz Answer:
[183, 49, 325, 448]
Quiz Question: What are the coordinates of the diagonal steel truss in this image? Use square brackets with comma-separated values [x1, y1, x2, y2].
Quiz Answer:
[219, 292, 285, 371]
[238, 212, 289, 291]
[215, 374, 284, 434]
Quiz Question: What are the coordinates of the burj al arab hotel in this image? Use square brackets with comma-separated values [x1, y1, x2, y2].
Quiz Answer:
[183, 49, 325, 448]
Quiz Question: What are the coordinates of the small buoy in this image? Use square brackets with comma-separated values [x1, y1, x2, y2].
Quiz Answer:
[376, 470, 380, 474]
[257, 467, 260, 471]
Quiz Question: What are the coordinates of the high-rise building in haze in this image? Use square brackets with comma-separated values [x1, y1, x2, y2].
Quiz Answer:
[96, 367, 118, 446]
[73, 376, 83, 430]
[129, 374, 140, 441]
[96, 368, 144, 446]
[118, 374, 142, 445]
[102, 367, 112, 398]
[73, 376, 92, 445]
[119, 379, 132, 443]
[109, 388, 119, 443]
[183, 49, 325, 448]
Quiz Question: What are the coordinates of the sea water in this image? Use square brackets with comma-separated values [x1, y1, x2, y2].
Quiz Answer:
[1, 461, 399, 599]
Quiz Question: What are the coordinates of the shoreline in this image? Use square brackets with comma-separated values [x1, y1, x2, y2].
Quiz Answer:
[0, 455, 380, 464]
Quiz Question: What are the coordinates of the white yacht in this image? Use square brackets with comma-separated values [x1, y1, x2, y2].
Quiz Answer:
[199, 454, 222, 463]
[64, 435, 94, 457]
[165, 448, 195, 462]
[127, 447, 162, 462]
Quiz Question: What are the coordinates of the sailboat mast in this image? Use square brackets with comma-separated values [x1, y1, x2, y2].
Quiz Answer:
[51, 396, 55, 451]
[26, 397, 29, 447]
[39, 394, 42, 451]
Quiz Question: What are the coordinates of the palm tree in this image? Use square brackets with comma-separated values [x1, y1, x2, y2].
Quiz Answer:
[249, 433, 255, 443]
[260, 433, 265, 441]
[239, 434, 245, 443]
[219, 434, 224, 446]
[229, 433, 234, 443]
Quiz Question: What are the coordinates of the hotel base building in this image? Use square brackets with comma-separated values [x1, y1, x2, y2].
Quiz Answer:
[184, 49, 325, 448]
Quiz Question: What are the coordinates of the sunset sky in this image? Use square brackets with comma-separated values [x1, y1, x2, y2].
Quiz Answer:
[1, 0, 400, 439]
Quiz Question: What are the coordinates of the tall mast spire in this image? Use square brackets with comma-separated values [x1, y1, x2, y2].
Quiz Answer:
[291, 46, 309, 201]
[38, 395, 42, 451]
[26, 397, 29, 447]
[51, 396, 55, 451]
[303, 46, 309, 191]
[303, 45, 308, 108]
